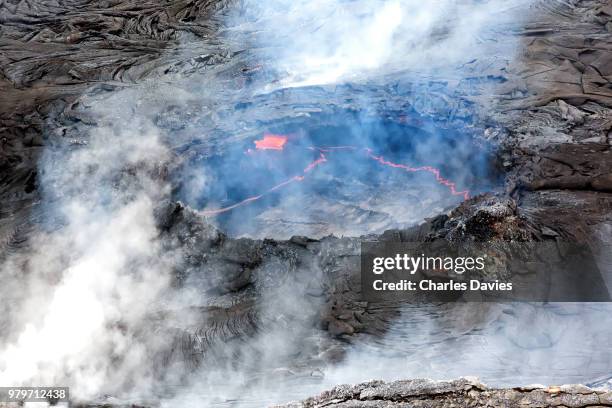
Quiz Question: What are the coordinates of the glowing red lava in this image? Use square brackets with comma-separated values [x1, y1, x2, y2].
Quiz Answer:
[254, 134, 288, 150]
[201, 151, 327, 216]
[201, 136, 471, 217]
[365, 149, 470, 201]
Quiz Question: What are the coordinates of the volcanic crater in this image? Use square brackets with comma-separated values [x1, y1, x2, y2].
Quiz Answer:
[178, 109, 496, 239]
[0, 0, 611, 407]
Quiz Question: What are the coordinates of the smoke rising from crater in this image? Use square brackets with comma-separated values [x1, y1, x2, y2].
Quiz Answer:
[233, 0, 532, 87]
[3, 1, 609, 408]
[223, 0, 612, 396]
[0, 88, 180, 400]
[189, 0, 534, 238]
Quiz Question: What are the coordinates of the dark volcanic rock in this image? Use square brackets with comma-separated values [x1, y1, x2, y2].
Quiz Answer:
[275, 378, 612, 408]
[2, 380, 606, 408]
[0, 0, 611, 404]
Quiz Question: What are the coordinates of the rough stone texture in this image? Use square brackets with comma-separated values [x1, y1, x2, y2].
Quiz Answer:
[0, 0, 235, 257]
[1, 379, 610, 408]
[275, 378, 612, 408]
[0, 0, 611, 405]
[1, 0, 610, 246]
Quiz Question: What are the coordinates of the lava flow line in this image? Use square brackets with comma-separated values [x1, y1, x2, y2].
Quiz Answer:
[311, 145, 470, 200]
[364, 149, 470, 201]
[200, 151, 327, 216]
[201, 135, 470, 217]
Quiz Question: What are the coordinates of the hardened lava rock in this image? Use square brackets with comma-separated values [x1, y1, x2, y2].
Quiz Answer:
[0, 0, 611, 404]
[275, 378, 612, 408]
[1, 380, 608, 408]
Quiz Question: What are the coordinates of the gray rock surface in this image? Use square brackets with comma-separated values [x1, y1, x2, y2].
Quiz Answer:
[275, 378, 612, 408]
[0, 0, 611, 405]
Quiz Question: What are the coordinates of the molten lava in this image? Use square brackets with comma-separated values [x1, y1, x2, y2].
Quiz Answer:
[201, 151, 327, 216]
[365, 149, 470, 201]
[254, 134, 288, 150]
[201, 135, 471, 217]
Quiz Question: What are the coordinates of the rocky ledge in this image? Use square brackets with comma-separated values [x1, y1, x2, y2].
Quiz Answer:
[0, 379, 604, 407]
[276, 378, 612, 408]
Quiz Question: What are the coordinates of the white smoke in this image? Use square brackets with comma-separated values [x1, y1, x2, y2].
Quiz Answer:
[232, 0, 532, 88]
[0, 89, 175, 400]
[324, 303, 612, 388]
[224, 0, 612, 399]
[4, 2, 605, 408]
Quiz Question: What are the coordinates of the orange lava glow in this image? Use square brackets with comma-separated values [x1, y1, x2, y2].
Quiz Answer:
[201, 136, 471, 217]
[365, 149, 470, 200]
[254, 134, 288, 150]
[200, 151, 327, 216]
